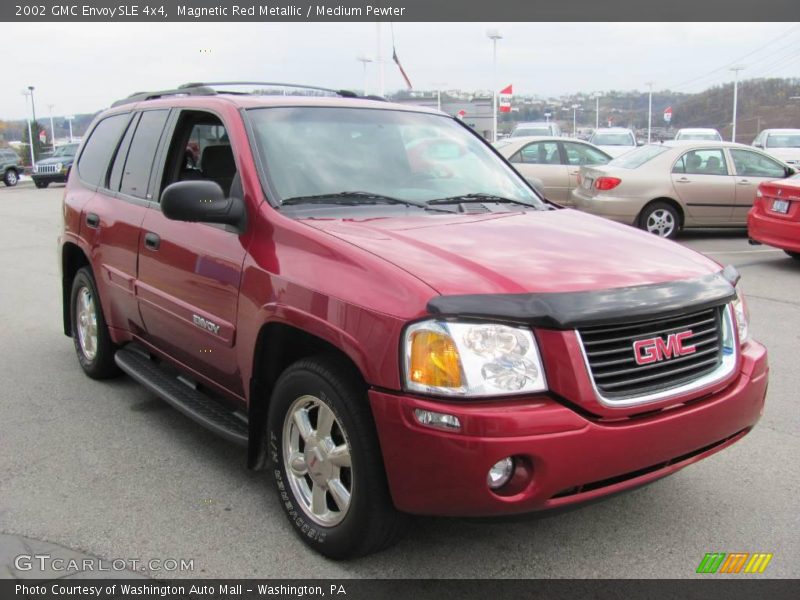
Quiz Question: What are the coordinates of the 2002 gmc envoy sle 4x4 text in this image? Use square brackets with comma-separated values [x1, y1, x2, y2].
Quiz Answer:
[59, 82, 768, 559]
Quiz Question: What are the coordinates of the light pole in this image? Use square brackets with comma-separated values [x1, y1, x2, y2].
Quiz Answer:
[645, 82, 654, 143]
[731, 66, 744, 142]
[487, 29, 502, 143]
[66, 116, 75, 142]
[431, 82, 448, 112]
[21, 90, 35, 169]
[356, 55, 373, 96]
[593, 93, 601, 130]
[571, 104, 580, 137]
[376, 23, 384, 97]
[48, 104, 56, 150]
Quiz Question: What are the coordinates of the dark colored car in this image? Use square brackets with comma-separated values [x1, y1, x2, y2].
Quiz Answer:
[59, 82, 768, 559]
[748, 174, 800, 260]
[1, 147, 24, 187]
[33, 142, 80, 188]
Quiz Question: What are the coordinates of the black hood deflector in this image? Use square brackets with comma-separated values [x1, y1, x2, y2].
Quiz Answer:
[426, 266, 739, 330]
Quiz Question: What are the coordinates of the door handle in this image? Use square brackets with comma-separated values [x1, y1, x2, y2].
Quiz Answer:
[737, 179, 751, 185]
[144, 232, 160, 251]
[569, 171, 580, 176]
[676, 177, 691, 183]
[85, 213, 100, 228]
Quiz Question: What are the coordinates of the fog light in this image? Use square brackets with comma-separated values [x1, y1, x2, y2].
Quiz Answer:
[487, 457, 514, 489]
[414, 409, 461, 431]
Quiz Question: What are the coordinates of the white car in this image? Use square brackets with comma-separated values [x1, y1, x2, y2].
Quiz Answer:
[674, 128, 723, 141]
[587, 127, 638, 158]
[752, 129, 800, 166]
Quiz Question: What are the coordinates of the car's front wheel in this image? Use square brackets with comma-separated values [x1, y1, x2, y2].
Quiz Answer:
[70, 267, 121, 379]
[268, 356, 407, 559]
[639, 201, 680, 239]
[3, 169, 19, 187]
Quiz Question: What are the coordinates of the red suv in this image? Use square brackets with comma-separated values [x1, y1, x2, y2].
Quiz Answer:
[59, 82, 768, 558]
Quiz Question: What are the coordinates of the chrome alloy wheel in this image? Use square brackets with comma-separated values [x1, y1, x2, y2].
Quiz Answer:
[645, 208, 676, 237]
[6, 170, 18, 185]
[282, 395, 353, 526]
[76, 287, 98, 361]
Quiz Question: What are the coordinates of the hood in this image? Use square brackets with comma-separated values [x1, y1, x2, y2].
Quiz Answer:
[301, 209, 721, 296]
[37, 155, 74, 166]
[763, 147, 800, 164]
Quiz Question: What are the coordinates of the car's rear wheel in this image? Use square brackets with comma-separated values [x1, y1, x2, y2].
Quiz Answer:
[639, 201, 680, 239]
[70, 268, 121, 379]
[3, 169, 19, 187]
[34, 180, 49, 189]
[268, 356, 407, 559]
[785, 250, 800, 260]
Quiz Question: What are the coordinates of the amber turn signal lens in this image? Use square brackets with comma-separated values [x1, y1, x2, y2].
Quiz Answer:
[408, 330, 463, 389]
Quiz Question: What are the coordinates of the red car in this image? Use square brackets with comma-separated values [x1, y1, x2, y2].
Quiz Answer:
[748, 174, 800, 259]
[59, 83, 768, 559]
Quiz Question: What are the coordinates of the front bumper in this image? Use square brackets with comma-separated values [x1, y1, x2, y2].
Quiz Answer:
[369, 340, 767, 516]
[32, 172, 68, 184]
[571, 189, 641, 225]
[748, 209, 800, 253]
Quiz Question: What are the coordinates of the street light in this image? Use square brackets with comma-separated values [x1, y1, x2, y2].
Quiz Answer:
[645, 82, 654, 143]
[431, 82, 448, 112]
[593, 92, 601, 130]
[356, 55, 373, 96]
[48, 104, 56, 150]
[65, 115, 75, 143]
[487, 28, 503, 143]
[731, 66, 745, 142]
[570, 104, 581, 137]
[21, 90, 35, 169]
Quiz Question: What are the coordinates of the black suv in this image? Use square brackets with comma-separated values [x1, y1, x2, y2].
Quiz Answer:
[1, 147, 23, 187]
[32, 142, 80, 188]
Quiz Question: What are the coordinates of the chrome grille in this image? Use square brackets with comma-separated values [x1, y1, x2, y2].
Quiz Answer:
[35, 164, 59, 174]
[578, 306, 724, 399]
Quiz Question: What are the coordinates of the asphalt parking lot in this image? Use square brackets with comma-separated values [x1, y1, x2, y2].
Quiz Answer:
[0, 182, 798, 579]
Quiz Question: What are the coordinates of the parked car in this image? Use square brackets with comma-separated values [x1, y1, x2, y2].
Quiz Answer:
[60, 82, 766, 559]
[674, 128, 723, 142]
[32, 142, 80, 188]
[493, 136, 611, 204]
[587, 127, 638, 157]
[0, 147, 24, 187]
[510, 121, 562, 137]
[748, 173, 800, 260]
[752, 128, 800, 166]
[571, 141, 796, 238]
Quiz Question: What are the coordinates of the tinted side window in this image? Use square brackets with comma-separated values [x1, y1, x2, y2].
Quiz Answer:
[730, 149, 786, 178]
[673, 149, 728, 176]
[108, 114, 140, 192]
[77, 113, 130, 187]
[120, 110, 169, 199]
[563, 142, 609, 166]
[516, 141, 561, 165]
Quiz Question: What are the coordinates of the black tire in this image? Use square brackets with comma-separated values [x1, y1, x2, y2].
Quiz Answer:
[638, 201, 680, 239]
[268, 355, 407, 559]
[3, 169, 19, 187]
[70, 267, 121, 379]
[785, 250, 800, 260]
[34, 180, 49, 189]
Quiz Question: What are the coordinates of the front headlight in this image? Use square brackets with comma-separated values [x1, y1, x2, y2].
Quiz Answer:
[55, 162, 63, 171]
[403, 320, 547, 397]
[731, 292, 750, 345]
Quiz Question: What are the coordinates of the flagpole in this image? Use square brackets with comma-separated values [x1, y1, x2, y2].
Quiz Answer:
[487, 29, 502, 143]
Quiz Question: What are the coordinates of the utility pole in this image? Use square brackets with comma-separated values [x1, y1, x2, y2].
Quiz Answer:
[646, 82, 654, 143]
[21, 90, 35, 168]
[487, 29, 502, 143]
[594, 93, 601, 130]
[731, 66, 744, 143]
[66, 116, 75, 143]
[571, 104, 580, 137]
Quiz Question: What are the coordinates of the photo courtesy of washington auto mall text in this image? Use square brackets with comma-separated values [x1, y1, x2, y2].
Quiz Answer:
[0, 0, 798, 599]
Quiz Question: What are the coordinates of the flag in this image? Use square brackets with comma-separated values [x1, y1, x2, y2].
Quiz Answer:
[393, 48, 412, 90]
[499, 84, 513, 113]
[456, 109, 466, 120]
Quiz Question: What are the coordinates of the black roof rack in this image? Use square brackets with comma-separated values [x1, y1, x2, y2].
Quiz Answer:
[111, 81, 375, 107]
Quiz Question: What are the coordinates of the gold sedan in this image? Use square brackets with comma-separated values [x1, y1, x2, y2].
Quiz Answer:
[493, 136, 611, 206]
[570, 141, 797, 238]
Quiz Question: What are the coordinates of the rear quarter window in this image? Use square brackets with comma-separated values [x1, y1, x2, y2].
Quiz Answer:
[77, 113, 130, 187]
[609, 145, 671, 169]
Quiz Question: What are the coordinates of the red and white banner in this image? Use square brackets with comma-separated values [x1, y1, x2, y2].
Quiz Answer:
[499, 84, 512, 113]
[456, 109, 466, 120]
[663, 106, 673, 123]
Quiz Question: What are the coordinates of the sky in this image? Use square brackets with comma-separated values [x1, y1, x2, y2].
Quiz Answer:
[2, 21, 799, 119]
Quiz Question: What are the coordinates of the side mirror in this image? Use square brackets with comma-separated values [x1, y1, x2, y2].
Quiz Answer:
[161, 180, 245, 229]
[754, 143, 764, 149]
[786, 167, 796, 177]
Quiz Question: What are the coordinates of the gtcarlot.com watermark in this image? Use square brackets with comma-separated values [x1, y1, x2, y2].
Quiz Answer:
[14, 553, 194, 574]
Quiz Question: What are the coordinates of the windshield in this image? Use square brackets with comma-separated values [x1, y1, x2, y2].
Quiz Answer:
[248, 107, 544, 208]
[52, 144, 79, 157]
[608, 144, 670, 168]
[512, 127, 551, 137]
[676, 132, 721, 141]
[767, 134, 800, 148]
[590, 133, 635, 146]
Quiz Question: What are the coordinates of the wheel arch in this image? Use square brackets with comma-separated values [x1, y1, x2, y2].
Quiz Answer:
[61, 242, 91, 336]
[247, 321, 367, 470]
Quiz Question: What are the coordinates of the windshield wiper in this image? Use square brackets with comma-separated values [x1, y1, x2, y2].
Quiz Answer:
[426, 193, 537, 207]
[281, 191, 426, 208]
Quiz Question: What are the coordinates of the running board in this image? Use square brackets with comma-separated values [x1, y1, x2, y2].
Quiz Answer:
[114, 345, 248, 446]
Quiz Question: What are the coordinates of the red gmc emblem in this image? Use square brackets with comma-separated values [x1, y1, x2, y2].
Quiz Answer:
[633, 331, 696, 365]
